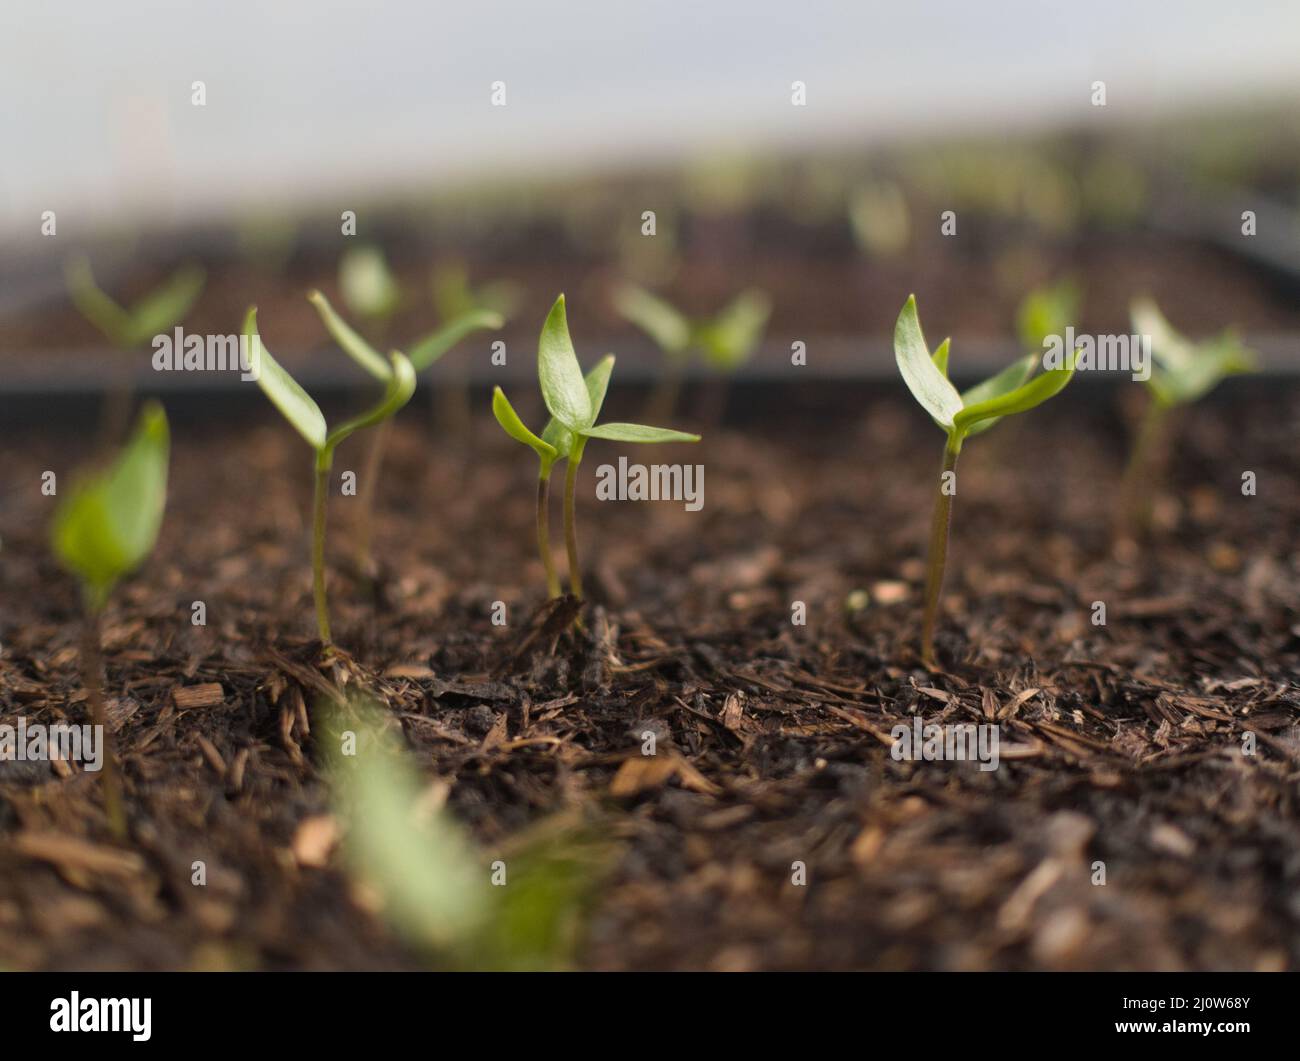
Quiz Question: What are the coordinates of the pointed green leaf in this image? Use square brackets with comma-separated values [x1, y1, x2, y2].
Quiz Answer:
[537, 295, 592, 430]
[125, 264, 206, 345]
[931, 337, 951, 377]
[697, 289, 770, 370]
[953, 357, 1075, 436]
[493, 387, 558, 462]
[308, 290, 391, 381]
[408, 308, 504, 372]
[613, 285, 691, 354]
[64, 254, 134, 347]
[52, 402, 170, 609]
[894, 295, 964, 430]
[244, 307, 327, 451]
[540, 355, 616, 461]
[1132, 297, 1194, 375]
[324, 351, 417, 455]
[580, 422, 700, 444]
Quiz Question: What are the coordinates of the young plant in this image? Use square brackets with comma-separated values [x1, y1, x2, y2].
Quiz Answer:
[614, 285, 770, 421]
[1118, 298, 1258, 537]
[64, 254, 205, 441]
[51, 402, 170, 840]
[307, 290, 502, 575]
[894, 295, 1076, 667]
[242, 306, 415, 646]
[1016, 278, 1080, 353]
[494, 295, 699, 601]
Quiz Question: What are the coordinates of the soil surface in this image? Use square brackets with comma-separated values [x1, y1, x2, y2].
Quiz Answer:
[1, 380, 1297, 971]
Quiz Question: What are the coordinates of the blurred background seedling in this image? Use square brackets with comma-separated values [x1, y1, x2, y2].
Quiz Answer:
[1118, 298, 1259, 540]
[614, 284, 770, 423]
[894, 295, 1075, 668]
[51, 402, 170, 840]
[242, 307, 415, 646]
[64, 254, 204, 444]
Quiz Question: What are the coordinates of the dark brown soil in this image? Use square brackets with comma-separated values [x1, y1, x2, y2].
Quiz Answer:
[1, 381, 1297, 971]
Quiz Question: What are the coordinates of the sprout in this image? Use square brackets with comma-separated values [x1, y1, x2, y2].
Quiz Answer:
[1118, 298, 1258, 536]
[308, 290, 502, 575]
[51, 402, 170, 840]
[894, 295, 1075, 667]
[242, 306, 415, 646]
[494, 295, 699, 602]
[614, 285, 770, 420]
[64, 254, 204, 439]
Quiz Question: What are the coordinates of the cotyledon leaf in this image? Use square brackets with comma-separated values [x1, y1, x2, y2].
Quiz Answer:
[243, 306, 328, 451]
[894, 295, 963, 430]
[308, 290, 391, 381]
[537, 295, 593, 431]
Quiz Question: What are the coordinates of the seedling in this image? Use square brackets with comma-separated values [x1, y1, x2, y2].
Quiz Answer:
[51, 402, 170, 840]
[1118, 298, 1258, 536]
[64, 254, 204, 441]
[614, 285, 770, 421]
[494, 295, 699, 601]
[308, 290, 502, 574]
[894, 295, 1075, 667]
[242, 306, 415, 646]
[1016, 278, 1080, 353]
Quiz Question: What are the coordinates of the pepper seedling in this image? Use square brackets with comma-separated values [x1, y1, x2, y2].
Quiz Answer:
[1117, 298, 1258, 537]
[51, 402, 170, 840]
[339, 244, 401, 333]
[494, 295, 699, 601]
[308, 290, 502, 574]
[242, 306, 415, 646]
[614, 285, 770, 421]
[894, 295, 1075, 667]
[64, 254, 205, 441]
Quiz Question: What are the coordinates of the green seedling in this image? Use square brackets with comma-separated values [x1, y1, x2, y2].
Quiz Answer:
[1118, 298, 1258, 537]
[308, 290, 502, 575]
[51, 402, 170, 840]
[242, 306, 415, 646]
[894, 295, 1075, 667]
[64, 254, 204, 440]
[614, 285, 770, 421]
[494, 295, 699, 601]
[322, 693, 611, 969]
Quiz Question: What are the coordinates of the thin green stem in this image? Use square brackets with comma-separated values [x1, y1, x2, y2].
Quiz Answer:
[1116, 397, 1171, 542]
[312, 454, 333, 645]
[537, 464, 561, 599]
[563, 436, 587, 599]
[355, 418, 390, 577]
[82, 605, 127, 841]
[920, 437, 961, 668]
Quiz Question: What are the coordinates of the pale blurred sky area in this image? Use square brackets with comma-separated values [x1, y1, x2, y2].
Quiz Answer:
[1, 0, 1298, 235]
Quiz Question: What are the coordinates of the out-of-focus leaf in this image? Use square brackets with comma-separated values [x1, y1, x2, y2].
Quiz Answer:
[125, 265, 206, 345]
[340, 245, 400, 320]
[614, 285, 691, 354]
[52, 402, 169, 610]
[1015, 278, 1079, 353]
[409, 308, 504, 372]
[697, 289, 770, 370]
